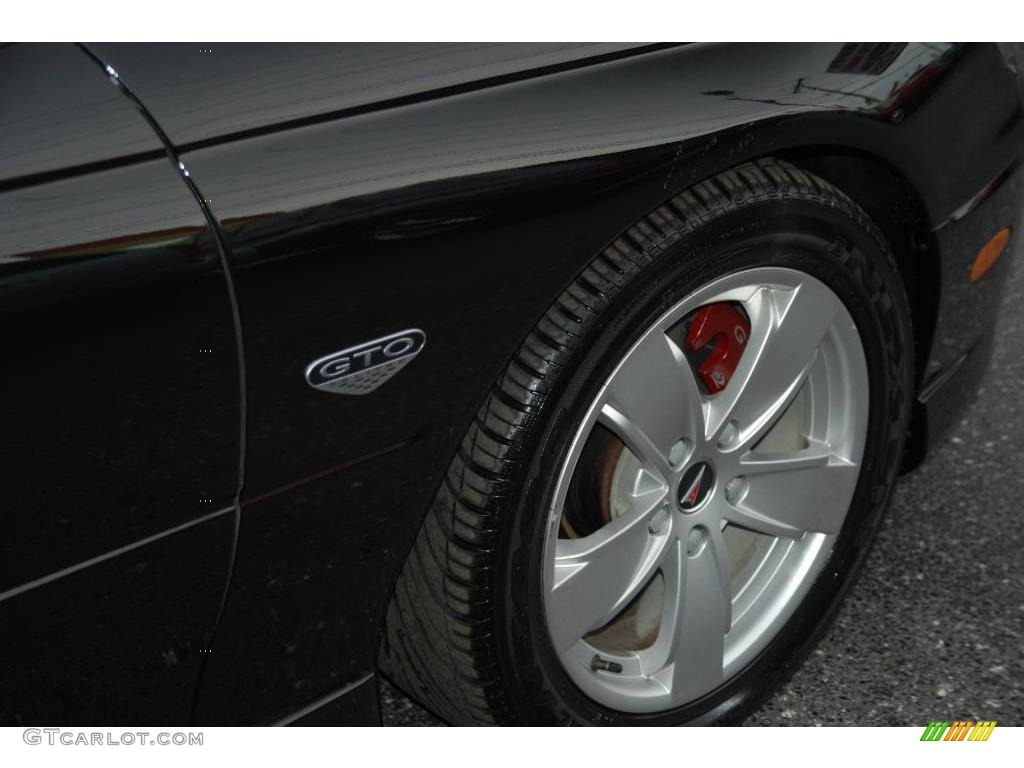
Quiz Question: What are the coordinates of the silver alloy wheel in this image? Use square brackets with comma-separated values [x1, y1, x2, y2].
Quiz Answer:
[541, 266, 869, 713]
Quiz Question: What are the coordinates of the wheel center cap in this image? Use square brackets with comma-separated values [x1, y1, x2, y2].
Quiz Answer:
[677, 461, 714, 512]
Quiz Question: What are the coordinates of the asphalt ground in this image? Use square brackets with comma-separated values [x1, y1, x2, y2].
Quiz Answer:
[380, 249, 1024, 727]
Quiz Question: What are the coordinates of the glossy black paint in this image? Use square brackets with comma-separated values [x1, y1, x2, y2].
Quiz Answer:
[0, 65, 240, 722]
[919, 162, 1024, 441]
[0, 157, 240, 587]
[0, 514, 234, 724]
[0, 43, 163, 185]
[1, 42, 1021, 725]
[86, 43, 658, 146]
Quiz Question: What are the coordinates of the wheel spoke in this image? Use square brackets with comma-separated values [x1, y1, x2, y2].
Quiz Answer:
[598, 331, 702, 478]
[548, 492, 669, 653]
[705, 280, 839, 446]
[657, 526, 731, 701]
[726, 441, 858, 536]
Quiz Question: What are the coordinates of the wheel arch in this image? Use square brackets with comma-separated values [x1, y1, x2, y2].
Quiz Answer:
[771, 147, 939, 469]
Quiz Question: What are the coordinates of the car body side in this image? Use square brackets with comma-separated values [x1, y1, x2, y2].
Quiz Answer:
[1, 42, 1021, 725]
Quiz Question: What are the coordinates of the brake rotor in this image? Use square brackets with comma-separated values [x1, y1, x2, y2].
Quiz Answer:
[560, 427, 624, 539]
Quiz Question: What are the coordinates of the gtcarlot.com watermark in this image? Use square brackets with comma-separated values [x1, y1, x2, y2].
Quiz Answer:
[23, 729, 203, 746]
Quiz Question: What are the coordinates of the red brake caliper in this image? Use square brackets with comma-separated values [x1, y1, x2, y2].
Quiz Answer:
[684, 303, 751, 394]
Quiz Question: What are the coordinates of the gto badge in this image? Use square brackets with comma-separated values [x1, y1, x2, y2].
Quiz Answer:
[305, 329, 425, 395]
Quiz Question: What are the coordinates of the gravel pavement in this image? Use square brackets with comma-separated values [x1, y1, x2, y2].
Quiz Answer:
[380, 246, 1024, 727]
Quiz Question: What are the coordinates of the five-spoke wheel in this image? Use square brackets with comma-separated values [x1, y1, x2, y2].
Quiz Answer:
[544, 267, 868, 712]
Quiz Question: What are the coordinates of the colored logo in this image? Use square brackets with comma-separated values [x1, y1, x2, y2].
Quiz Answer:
[678, 461, 714, 511]
[920, 720, 997, 741]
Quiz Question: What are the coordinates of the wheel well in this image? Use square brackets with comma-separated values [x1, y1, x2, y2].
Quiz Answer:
[774, 148, 938, 468]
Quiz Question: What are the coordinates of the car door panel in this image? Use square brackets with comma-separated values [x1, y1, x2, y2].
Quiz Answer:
[0, 514, 233, 724]
[0, 43, 239, 724]
[0, 159, 239, 589]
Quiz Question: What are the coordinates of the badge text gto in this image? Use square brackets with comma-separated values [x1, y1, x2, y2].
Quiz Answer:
[305, 329, 426, 395]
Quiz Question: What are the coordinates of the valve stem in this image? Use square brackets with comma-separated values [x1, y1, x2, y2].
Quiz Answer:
[591, 654, 623, 674]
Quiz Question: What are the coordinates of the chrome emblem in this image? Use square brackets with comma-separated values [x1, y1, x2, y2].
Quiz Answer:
[305, 329, 425, 395]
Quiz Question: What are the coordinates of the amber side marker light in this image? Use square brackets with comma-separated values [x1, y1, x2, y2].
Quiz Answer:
[971, 227, 1012, 282]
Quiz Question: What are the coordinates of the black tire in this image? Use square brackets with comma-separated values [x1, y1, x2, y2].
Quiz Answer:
[378, 158, 914, 725]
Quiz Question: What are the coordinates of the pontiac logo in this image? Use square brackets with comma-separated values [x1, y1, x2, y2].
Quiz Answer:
[678, 461, 714, 511]
[305, 329, 425, 395]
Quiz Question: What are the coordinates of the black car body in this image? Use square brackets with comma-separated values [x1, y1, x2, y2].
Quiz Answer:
[1, 42, 1022, 725]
